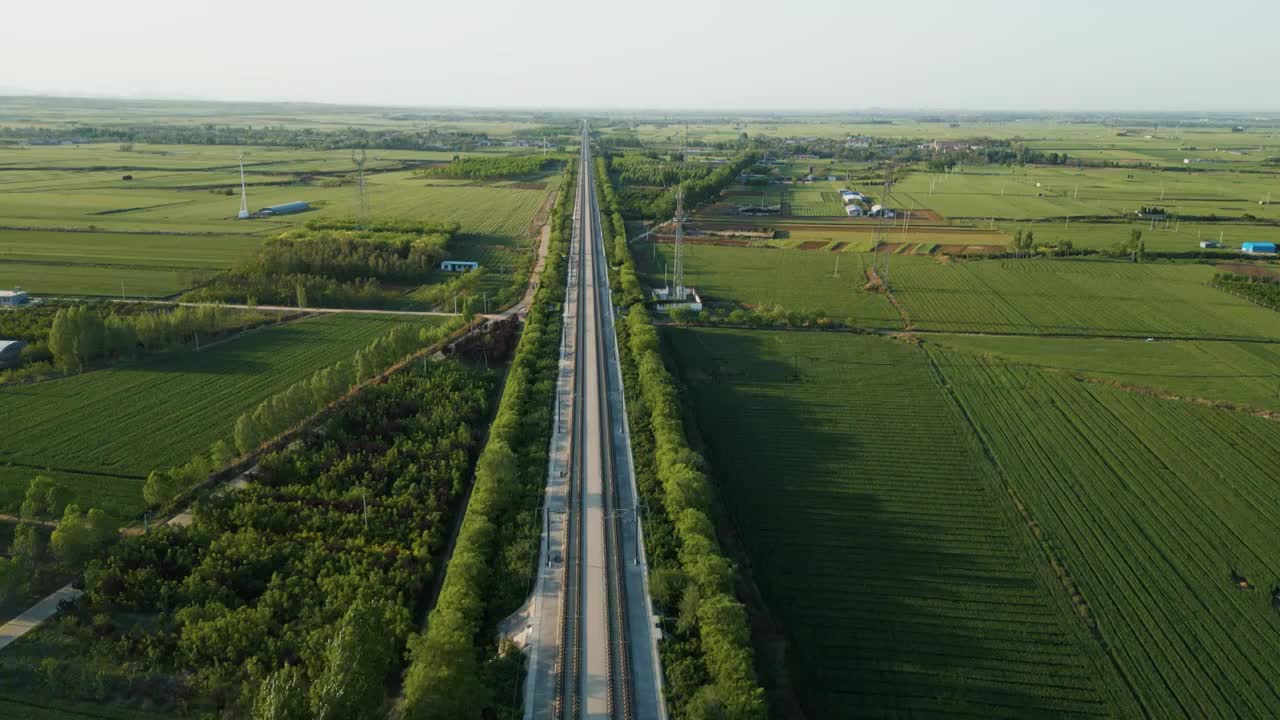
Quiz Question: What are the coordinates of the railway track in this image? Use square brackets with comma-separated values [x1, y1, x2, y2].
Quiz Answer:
[552, 127, 635, 720]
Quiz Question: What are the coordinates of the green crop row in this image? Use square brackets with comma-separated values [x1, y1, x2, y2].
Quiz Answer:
[932, 347, 1280, 717]
[662, 328, 1133, 718]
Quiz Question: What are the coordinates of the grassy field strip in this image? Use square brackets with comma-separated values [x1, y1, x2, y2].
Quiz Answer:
[928, 334, 1280, 412]
[889, 256, 1280, 339]
[0, 263, 190, 297]
[666, 328, 1130, 717]
[931, 348, 1280, 718]
[895, 168, 1280, 222]
[0, 230, 264, 269]
[0, 314, 443, 511]
[638, 242, 903, 325]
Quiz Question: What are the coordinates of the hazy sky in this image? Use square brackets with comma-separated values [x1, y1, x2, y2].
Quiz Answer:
[3, 0, 1277, 111]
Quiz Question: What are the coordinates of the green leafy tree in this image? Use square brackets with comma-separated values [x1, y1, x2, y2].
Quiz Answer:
[310, 599, 397, 720]
[87, 508, 119, 547]
[20, 475, 71, 520]
[143, 470, 178, 508]
[50, 504, 98, 566]
[11, 523, 44, 567]
[47, 307, 80, 371]
[235, 412, 261, 455]
[253, 665, 308, 720]
[0, 557, 20, 602]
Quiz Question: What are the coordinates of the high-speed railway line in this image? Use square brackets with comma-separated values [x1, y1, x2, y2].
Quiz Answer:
[536, 127, 664, 720]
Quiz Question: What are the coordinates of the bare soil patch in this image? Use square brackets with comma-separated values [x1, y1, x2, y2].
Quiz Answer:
[797, 241, 827, 250]
[654, 234, 752, 247]
[1214, 262, 1280, 280]
[938, 243, 1006, 255]
[903, 208, 945, 222]
[830, 241, 849, 251]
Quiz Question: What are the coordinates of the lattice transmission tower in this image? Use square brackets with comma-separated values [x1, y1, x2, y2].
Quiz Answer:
[352, 148, 370, 229]
[237, 151, 250, 219]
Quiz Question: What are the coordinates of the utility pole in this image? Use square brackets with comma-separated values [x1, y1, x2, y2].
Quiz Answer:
[673, 188, 686, 300]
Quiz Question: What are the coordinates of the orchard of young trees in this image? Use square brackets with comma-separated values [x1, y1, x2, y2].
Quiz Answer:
[144, 319, 462, 510]
[45, 304, 262, 372]
[604, 149, 760, 220]
[186, 224, 457, 309]
[11, 362, 493, 716]
[419, 155, 554, 180]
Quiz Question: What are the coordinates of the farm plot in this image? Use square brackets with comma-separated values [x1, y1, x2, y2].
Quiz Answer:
[786, 187, 848, 217]
[0, 230, 263, 270]
[928, 334, 1280, 412]
[996, 219, 1280, 254]
[895, 167, 1280, 222]
[0, 229, 264, 297]
[637, 242, 901, 326]
[931, 348, 1280, 718]
[888, 256, 1280, 338]
[0, 314, 443, 511]
[0, 262, 191, 298]
[0, 145, 556, 239]
[665, 328, 1132, 718]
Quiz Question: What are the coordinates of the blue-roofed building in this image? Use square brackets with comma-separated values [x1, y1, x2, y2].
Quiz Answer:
[0, 340, 26, 368]
[256, 201, 310, 217]
[1242, 241, 1277, 254]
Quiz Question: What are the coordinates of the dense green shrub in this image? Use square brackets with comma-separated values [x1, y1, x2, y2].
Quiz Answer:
[619, 301, 765, 718]
[592, 160, 643, 306]
[420, 155, 555, 180]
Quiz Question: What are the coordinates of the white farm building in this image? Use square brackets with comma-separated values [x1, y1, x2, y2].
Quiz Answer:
[440, 260, 479, 273]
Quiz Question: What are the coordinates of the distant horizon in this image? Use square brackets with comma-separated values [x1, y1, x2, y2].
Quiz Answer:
[4, 90, 1280, 121]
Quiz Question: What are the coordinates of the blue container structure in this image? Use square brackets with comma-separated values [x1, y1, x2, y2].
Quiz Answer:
[1241, 242, 1277, 254]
